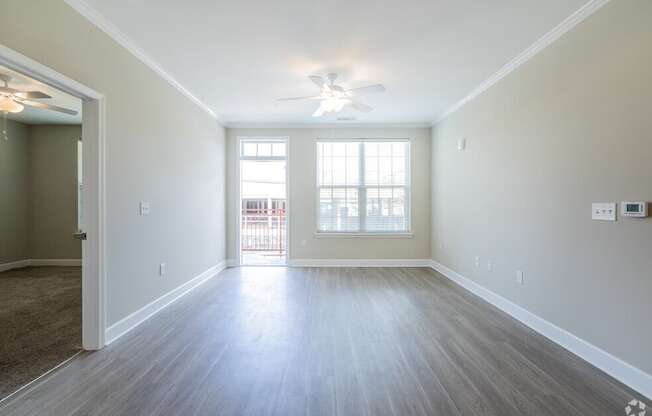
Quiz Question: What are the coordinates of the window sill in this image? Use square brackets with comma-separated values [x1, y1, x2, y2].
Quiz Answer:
[313, 232, 414, 239]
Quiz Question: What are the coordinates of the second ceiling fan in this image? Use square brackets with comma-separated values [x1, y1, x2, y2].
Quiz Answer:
[277, 73, 385, 117]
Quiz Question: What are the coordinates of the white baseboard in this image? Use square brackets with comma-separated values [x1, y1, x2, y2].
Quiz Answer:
[289, 259, 432, 267]
[0, 258, 82, 272]
[0, 259, 31, 272]
[30, 259, 82, 267]
[429, 260, 652, 399]
[105, 261, 227, 344]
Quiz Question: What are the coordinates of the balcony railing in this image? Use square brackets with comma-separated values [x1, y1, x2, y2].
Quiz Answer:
[241, 207, 286, 253]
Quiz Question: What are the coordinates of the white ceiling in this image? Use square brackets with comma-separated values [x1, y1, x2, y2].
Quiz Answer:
[80, 0, 589, 125]
[0, 65, 82, 125]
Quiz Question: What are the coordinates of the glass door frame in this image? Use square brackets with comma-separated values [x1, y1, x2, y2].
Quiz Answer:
[236, 137, 290, 266]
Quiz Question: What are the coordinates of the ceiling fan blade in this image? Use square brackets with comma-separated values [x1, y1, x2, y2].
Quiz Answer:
[0, 86, 52, 99]
[312, 103, 327, 117]
[17, 99, 78, 115]
[349, 101, 372, 113]
[308, 75, 326, 89]
[277, 95, 323, 101]
[0, 86, 16, 94]
[345, 84, 386, 96]
[16, 91, 52, 99]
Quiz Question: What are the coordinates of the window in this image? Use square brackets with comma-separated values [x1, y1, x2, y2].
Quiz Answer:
[316, 140, 410, 234]
[241, 140, 286, 158]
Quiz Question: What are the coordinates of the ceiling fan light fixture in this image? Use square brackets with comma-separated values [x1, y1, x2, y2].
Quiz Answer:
[321, 97, 348, 113]
[0, 96, 24, 113]
[281, 73, 384, 117]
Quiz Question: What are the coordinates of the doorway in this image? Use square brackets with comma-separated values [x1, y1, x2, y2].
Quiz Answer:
[0, 64, 85, 401]
[0, 45, 106, 403]
[238, 138, 288, 265]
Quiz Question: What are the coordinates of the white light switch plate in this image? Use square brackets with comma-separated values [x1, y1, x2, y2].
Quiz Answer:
[592, 203, 616, 221]
[140, 201, 151, 216]
[516, 270, 524, 285]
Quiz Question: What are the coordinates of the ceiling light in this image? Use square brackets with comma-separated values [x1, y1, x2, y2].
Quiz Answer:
[0, 96, 24, 113]
[321, 97, 348, 113]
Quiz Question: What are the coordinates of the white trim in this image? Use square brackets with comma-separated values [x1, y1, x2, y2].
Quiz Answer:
[0, 46, 101, 100]
[315, 137, 410, 143]
[0, 45, 107, 351]
[313, 232, 414, 239]
[62, 0, 219, 122]
[432, 0, 612, 125]
[225, 122, 432, 129]
[0, 259, 82, 272]
[29, 259, 82, 267]
[429, 260, 652, 399]
[81, 97, 107, 350]
[105, 261, 227, 344]
[0, 259, 32, 272]
[288, 259, 431, 267]
[236, 136, 290, 266]
[0, 350, 83, 406]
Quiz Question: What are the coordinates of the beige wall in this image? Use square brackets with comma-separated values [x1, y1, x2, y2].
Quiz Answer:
[0, 120, 29, 264]
[1, 1, 226, 326]
[28, 125, 81, 260]
[0, 122, 81, 263]
[226, 127, 431, 261]
[432, 0, 652, 374]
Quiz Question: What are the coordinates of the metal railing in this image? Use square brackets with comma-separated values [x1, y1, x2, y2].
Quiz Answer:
[241, 207, 286, 253]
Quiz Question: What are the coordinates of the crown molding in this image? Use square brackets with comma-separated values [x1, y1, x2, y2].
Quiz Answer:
[431, 0, 612, 126]
[225, 122, 432, 129]
[63, 0, 220, 123]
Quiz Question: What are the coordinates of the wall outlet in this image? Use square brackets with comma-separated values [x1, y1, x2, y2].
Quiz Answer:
[474, 256, 480, 268]
[458, 137, 466, 151]
[140, 201, 151, 216]
[301, 239, 307, 247]
[159, 262, 166, 276]
[515, 270, 524, 285]
[487, 260, 493, 272]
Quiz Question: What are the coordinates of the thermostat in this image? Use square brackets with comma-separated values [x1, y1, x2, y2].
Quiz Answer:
[621, 201, 648, 217]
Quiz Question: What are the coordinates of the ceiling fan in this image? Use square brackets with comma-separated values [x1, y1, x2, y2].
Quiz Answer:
[1, 73, 79, 141]
[0, 74, 79, 116]
[277, 73, 385, 117]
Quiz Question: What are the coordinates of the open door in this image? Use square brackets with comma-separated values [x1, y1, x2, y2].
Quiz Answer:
[239, 139, 287, 265]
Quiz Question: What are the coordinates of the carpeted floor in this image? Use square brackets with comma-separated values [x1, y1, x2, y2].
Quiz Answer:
[0, 266, 81, 401]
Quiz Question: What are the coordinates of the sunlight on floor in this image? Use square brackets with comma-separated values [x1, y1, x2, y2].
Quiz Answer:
[241, 251, 286, 265]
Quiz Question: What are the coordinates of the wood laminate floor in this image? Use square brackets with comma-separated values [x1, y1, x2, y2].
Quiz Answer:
[0, 267, 646, 415]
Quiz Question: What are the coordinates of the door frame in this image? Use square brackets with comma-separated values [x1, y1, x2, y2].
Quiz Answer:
[0, 45, 107, 350]
[235, 136, 290, 266]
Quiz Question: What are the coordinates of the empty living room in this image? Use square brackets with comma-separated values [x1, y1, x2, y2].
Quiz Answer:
[0, 0, 650, 415]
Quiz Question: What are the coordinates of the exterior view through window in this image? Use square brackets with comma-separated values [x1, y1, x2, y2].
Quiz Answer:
[317, 140, 410, 234]
[239, 139, 287, 265]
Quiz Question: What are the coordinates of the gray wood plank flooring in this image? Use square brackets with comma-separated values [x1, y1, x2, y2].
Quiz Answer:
[0, 267, 646, 415]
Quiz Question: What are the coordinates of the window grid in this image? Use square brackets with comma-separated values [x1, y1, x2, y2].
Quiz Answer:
[317, 140, 410, 233]
[241, 140, 286, 159]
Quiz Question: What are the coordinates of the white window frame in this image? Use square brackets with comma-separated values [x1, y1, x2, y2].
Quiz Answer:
[314, 138, 412, 238]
